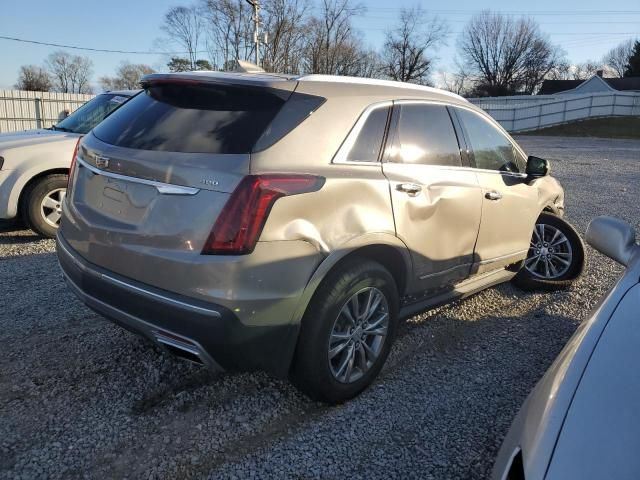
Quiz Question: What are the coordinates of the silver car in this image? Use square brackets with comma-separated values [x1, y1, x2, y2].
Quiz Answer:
[0, 90, 136, 237]
[56, 72, 585, 403]
[492, 216, 639, 480]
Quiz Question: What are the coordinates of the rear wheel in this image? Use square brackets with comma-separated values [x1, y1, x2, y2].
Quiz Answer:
[512, 212, 585, 291]
[21, 174, 68, 238]
[291, 259, 399, 404]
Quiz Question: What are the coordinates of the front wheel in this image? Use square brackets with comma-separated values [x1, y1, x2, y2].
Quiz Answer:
[512, 212, 585, 291]
[291, 259, 399, 404]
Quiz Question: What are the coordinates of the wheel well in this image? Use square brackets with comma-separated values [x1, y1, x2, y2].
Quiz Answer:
[18, 168, 69, 212]
[338, 244, 408, 296]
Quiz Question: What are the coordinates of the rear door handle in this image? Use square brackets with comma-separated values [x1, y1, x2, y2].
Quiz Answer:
[485, 190, 502, 201]
[397, 183, 422, 196]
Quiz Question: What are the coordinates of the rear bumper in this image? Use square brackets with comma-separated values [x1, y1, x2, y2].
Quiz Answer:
[56, 234, 299, 376]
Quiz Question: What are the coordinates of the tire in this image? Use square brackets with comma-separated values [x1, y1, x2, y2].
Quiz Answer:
[21, 174, 68, 238]
[291, 259, 399, 404]
[512, 212, 585, 291]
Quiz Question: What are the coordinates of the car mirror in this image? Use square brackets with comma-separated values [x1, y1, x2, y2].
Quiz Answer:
[586, 216, 638, 266]
[526, 156, 549, 178]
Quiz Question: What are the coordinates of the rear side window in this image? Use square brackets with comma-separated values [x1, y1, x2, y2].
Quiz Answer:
[456, 108, 521, 173]
[92, 83, 287, 154]
[346, 106, 390, 162]
[390, 104, 462, 167]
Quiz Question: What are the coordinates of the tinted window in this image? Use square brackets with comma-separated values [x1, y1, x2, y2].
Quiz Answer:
[93, 83, 286, 154]
[391, 104, 461, 166]
[56, 93, 129, 134]
[347, 106, 389, 162]
[456, 108, 520, 173]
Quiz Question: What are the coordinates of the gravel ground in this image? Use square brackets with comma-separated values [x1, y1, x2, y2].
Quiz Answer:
[1, 135, 638, 479]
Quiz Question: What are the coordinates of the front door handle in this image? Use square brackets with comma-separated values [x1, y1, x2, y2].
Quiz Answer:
[397, 183, 422, 196]
[485, 190, 502, 201]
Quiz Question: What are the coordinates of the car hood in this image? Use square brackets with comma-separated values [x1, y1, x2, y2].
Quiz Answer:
[0, 129, 81, 151]
[546, 281, 640, 480]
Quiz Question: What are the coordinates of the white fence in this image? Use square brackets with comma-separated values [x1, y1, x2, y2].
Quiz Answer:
[0, 90, 94, 133]
[469, 91, 640, 133]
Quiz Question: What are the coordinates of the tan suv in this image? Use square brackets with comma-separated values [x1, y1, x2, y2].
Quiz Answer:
[56, 72, 584, 404]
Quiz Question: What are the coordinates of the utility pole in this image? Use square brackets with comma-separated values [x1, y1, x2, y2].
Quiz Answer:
[245, 0, 261, 66]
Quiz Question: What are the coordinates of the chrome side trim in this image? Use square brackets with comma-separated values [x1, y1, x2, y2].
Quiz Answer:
[100, 273, 222, 318]
[419, 262, 472, 280]
[479, 249, 528, 265]
[77, 156, 200, 195]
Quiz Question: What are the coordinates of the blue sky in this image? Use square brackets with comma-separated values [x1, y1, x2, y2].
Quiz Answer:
[1, 0, 639, 90]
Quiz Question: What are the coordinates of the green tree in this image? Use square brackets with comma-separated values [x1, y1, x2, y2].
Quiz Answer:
[623, 40, 640, 77]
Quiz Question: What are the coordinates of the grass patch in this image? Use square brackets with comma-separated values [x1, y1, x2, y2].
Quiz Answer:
[520, 116, 640, 139]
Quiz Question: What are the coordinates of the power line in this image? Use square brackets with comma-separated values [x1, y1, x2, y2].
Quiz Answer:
[0, 35, 207, 55]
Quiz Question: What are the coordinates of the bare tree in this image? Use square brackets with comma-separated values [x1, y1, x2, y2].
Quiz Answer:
[15, 65, 52, 91]
[604, 39, 635, 77]
[46, 51, 93, 94]
[162, 5, 203, 70]
[381, 7, 448, 85]
[261, 0, 311, 73]
[458, 11, 561, 96]
[303, 0, 367, 75]
[546, 60, 572, 80]
[99, 62, 156, 91]
[436, 70, 472, 96]
[572, 60, 601, 80]
[202, 0, 254, 70]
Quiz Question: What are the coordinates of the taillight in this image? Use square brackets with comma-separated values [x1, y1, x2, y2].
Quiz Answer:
[202, 174, 324, 255]
[68, 137, 82, 189]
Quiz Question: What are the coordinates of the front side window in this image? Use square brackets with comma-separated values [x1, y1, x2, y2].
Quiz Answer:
[346, 106, 390, 162]
[390, 104, 462, 167]
[55, 93, 130, 134]
[456, 108, 520, 173]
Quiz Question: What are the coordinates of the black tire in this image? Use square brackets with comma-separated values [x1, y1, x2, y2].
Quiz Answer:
[21, 174, 68, 238]
[512, 212, 585, 291]
[290, 258, 399, 404]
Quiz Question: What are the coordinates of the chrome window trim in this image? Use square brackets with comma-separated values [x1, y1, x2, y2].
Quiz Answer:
[76, 155, 200, 195]
[332, 101, 393, 165]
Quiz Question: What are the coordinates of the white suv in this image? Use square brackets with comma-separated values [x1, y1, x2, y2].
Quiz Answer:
[0, 90, 136, 237]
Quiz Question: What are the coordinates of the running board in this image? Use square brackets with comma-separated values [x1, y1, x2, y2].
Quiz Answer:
[399, 268, 516, 319]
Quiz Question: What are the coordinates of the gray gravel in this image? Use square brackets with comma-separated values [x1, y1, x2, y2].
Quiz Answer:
[1, 135, 639, 479]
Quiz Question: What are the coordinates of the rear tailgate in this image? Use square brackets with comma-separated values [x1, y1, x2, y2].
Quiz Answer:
[60, 78, 293, 292]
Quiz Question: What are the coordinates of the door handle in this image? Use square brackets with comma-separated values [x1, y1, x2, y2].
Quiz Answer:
[397, 183, 422, 196]
[485, 190, 502, 201]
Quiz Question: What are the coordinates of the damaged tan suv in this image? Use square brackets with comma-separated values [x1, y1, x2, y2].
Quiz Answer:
[57, 71, 584, 404]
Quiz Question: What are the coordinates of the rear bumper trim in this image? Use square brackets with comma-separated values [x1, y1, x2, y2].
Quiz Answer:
[56, 237, 220, 318]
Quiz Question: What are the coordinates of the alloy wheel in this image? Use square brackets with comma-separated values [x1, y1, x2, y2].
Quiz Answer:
[525, 223, 573, 279]
[328, 287, 389, 384]
[40, 188, 66, 228]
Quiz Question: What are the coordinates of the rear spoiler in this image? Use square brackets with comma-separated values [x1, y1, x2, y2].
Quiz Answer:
[140, 72, 298, 97]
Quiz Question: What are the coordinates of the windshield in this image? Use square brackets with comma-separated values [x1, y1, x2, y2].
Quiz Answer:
[55, 93, 131, 134]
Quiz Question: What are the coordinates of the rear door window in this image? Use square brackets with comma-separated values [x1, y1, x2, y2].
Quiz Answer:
[390, 104, 462, 167]
[455, 108, 521, 173]
[92, 83, 287, 154]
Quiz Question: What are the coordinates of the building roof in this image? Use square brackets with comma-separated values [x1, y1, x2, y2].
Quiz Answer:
[604, 77, 640, 91]
[538, 76, 640, 95]
[538, 80, 583, 95]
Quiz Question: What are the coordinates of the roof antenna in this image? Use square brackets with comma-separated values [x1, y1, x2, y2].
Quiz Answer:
[234, 60, 265, 73]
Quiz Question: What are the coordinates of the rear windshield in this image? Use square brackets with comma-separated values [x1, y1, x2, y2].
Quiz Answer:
[92, 83, 287, 154]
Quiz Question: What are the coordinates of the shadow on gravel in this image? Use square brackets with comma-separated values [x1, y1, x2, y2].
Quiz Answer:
[0, 220, 42, 245]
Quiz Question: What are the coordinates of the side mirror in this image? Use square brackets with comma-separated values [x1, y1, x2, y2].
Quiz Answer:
[526, 156, 550, 178]
[586, 216, 637, 266]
